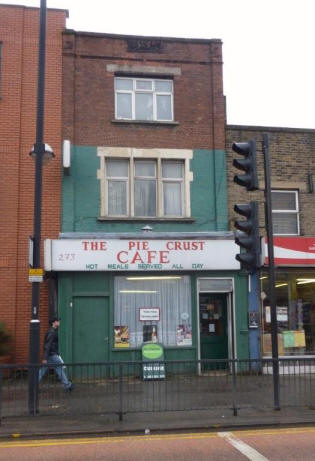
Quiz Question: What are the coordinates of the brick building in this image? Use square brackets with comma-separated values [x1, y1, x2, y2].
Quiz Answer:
[0, 5, 67, 361]
[43, 31, 250, 365]
[4, 4, 313, 365]
[226, 125, 315, 358]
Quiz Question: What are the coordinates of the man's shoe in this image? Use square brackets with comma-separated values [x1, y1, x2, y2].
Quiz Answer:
[66, 383, 74, 392]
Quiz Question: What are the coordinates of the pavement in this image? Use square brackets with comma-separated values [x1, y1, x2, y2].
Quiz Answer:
[1, 406, 315, 440]
[1, 366, 315, 439]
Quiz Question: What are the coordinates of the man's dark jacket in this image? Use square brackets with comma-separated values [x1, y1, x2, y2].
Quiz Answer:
[43, 326, 59, 360]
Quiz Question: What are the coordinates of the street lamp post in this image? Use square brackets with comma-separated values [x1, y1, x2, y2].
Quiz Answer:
[28, 0, 54, 415]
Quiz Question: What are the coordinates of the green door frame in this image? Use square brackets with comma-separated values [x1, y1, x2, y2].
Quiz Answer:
[196, 277, 235, 370]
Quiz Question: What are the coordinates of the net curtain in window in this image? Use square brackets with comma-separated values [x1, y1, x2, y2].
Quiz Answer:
[114, 276, 192, 347]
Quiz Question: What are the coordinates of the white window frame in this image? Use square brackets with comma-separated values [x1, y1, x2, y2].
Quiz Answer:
[272, 190, 300, 236]
[98, 147, 193, 218]
[115, 77, 174, 122]
[162, 160, 184, 217]
[134, 159, 157, 217]
[105, 158, 129, 217]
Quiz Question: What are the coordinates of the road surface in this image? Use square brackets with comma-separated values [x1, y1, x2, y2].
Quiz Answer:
[1, 426, 315, 460]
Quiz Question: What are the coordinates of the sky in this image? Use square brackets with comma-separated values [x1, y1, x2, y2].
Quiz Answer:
[1, 0, 315, 129]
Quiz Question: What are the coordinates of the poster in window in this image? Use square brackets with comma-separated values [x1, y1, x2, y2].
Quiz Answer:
[277, 306, 288, 322]
[176, 324, 192, 346]
[283, 330, 295, 348]
[114, 326, 130, 348]
[295, 330, 306, 347]
[265, 306, 271, 323]
[143, 324, 158, 343]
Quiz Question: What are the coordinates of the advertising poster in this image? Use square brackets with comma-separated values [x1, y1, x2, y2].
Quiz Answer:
[143, 325, 158, 343]
[176, 324, 192, 346]
[114, 326, 130, 348]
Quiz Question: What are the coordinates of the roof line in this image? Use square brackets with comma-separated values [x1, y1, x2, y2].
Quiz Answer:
[227, 124, 315, 133]
[63, 29, 222, 44]
[0, 3, 69, 16]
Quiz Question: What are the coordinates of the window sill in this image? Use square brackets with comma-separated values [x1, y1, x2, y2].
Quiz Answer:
[98, 217, 195, 223]
[111, 119, 179, 126]
[112, 346, 195, 352]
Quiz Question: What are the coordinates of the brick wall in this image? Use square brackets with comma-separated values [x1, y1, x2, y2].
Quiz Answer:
[226, 125, 315, 236]
[0, 5, 67, 361]
[62, 32, 225, 151]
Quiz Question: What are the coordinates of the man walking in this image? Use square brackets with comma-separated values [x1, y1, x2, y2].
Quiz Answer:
[38, 317, 74, 391]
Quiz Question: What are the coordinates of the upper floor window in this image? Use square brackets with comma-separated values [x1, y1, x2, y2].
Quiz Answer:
[272, 190, 299, 235]
[115, 77, 173, 121]
[106, 158, 184, 217]
[98, 147, 193, 219]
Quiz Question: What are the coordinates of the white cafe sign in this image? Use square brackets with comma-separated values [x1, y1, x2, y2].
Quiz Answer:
[44, 238, 240, 271]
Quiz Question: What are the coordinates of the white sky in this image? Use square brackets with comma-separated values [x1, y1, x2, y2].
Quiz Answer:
[1, 0, 315, 129]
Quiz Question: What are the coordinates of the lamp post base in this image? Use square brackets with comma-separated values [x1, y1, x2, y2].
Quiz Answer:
[28, 319, 40, 415]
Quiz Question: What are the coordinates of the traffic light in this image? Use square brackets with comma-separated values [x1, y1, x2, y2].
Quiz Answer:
[234, 201, 261, 271]
[232, 140, 258, 191]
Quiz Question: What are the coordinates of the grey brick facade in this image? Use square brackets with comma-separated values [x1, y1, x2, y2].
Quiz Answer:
[226, 125, 315, 237]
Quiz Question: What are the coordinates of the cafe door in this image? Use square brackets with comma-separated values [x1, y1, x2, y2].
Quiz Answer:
[199, 292, 229, 363]
[73, 296, 110, 364]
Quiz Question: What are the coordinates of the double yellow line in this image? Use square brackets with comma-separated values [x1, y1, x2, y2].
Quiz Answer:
[1, 426, 315, 449]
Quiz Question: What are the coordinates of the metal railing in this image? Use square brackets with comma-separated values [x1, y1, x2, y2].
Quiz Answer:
[1, 358, 315, 421]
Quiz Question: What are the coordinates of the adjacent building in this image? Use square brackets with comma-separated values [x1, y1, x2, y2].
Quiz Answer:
[227, 125, 315, 360]
[0, 4, 67, 361]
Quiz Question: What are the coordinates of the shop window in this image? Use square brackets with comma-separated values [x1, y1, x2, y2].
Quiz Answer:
[271, 190, 299, 235]
[98, 147, 192, 219]
[113, 275, 192, 348]
[261, 271, 315, 356]
[115, 77, 173, 122]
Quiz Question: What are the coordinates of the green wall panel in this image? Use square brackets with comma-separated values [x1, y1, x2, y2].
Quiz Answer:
[57, 271, 249, 364]
[72, 272, 110, 293]
[214, 150, 228, 231]
[62, 146, 229, 233]
[190, 149, 228, 231]
[58, 273, 73, 362]
[58, 144, 247, 365]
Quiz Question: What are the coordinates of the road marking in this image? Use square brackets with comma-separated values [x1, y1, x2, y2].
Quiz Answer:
[233, 427, 315, 437]
[0, 432, 217, 448]
[1, 426, 314, 449]
[219, 432, 269, 461]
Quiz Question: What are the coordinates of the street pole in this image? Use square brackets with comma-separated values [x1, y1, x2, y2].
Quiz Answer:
[262, 133, 280, 410]
[28, 0, 47, 415]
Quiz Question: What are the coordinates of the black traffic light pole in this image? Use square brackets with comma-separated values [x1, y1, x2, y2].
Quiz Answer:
[232, 140, 260, 272]
[28, 0, 47, 415]
[262, 133, 280, 410]
[232, 137, 279, 409]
